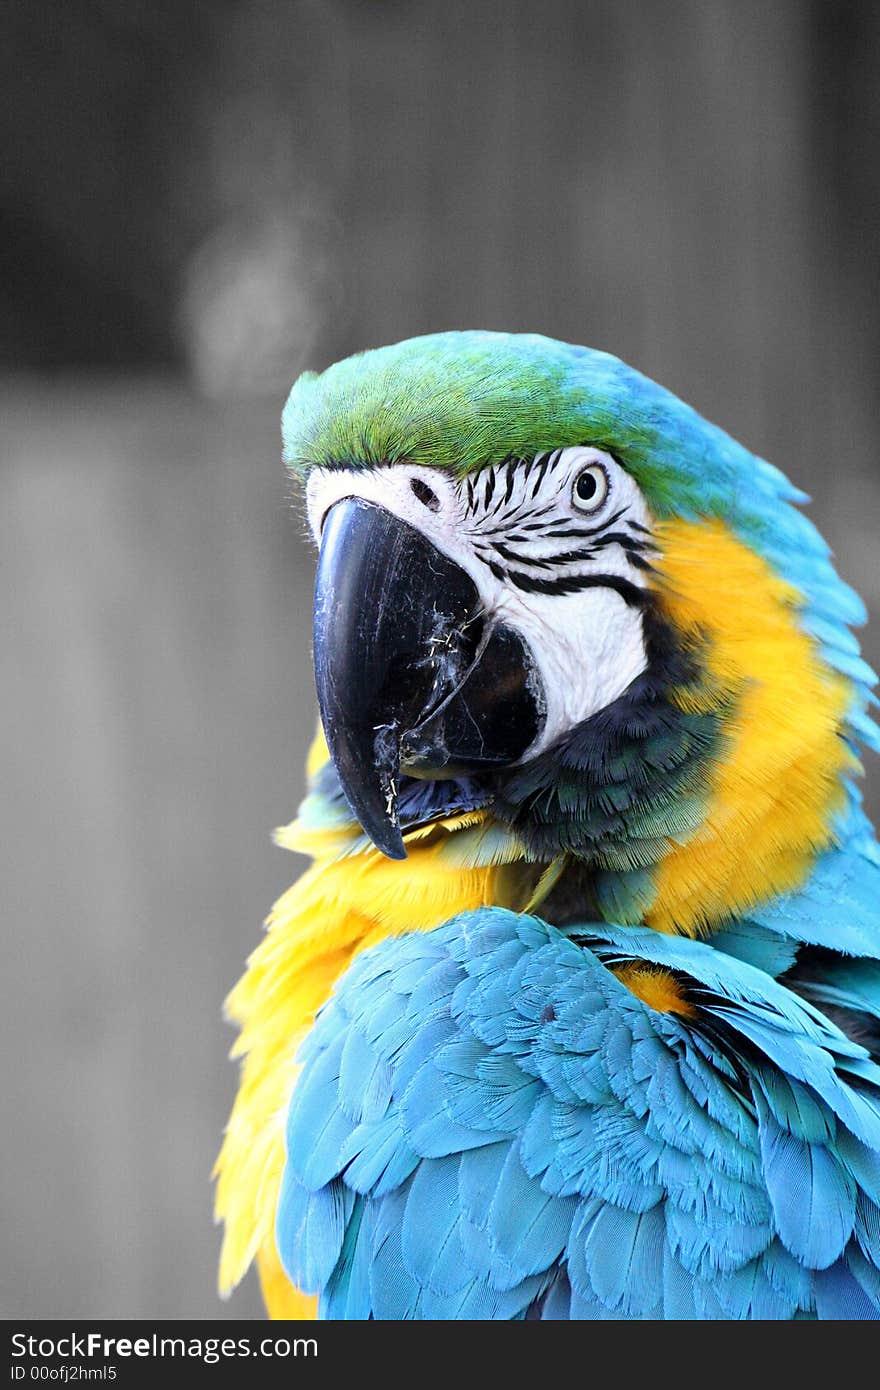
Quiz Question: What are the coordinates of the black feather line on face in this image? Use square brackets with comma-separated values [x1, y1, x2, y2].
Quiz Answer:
[485, 538, 644, 572]
[491, 478, 514, 517]
[505, 569, 649, 605]
[624, 518, 653, 535]
[487, 541, 566, 569]
[531, 450, 556, 497]
[503, 459, 516, 505]
[471, 503, 558, 538]
[627, 551, 654, 572]
[584, 531, 651, 556]
[536, 508, 629, 542]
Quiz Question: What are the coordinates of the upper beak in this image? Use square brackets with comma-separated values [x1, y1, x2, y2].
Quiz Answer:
[313, 497, 544, 858]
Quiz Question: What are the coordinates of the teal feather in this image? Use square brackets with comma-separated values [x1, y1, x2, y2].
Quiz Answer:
[794, 961, 880, 1024]
[323, 1200, 373, 1319]
[711, 921, 799, 977]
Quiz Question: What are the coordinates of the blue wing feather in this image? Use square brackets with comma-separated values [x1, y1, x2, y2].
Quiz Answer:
[401, 1157, 471, 1296]
[276, 907, 880, 1319]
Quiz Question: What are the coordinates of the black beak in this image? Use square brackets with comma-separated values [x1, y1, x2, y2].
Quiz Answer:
[313, 497, 544, 858]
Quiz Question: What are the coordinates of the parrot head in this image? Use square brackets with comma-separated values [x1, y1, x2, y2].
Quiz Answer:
[283, 331, 876, 932]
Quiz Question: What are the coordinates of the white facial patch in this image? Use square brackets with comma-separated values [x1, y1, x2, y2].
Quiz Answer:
[305, 446, 654, 760]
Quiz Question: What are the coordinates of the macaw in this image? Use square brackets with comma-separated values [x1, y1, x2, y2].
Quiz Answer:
[215, 331, 880, 1320]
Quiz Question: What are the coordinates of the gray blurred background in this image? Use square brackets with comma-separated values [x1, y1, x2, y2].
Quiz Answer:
[3, 0, 878, 1319]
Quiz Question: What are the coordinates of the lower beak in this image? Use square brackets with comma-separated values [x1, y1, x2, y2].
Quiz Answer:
[313, 497, 544, 858]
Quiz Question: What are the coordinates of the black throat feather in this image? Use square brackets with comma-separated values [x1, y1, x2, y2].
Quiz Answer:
[490, 605, 729, 924]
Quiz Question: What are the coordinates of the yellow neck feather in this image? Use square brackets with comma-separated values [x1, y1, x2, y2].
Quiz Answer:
[646, 518, 853, 936]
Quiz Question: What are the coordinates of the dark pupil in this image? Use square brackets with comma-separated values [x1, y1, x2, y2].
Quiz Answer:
[576, 470, 598, 502]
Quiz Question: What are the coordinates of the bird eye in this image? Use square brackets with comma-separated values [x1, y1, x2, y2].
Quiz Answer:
[571, 463, 609, 512]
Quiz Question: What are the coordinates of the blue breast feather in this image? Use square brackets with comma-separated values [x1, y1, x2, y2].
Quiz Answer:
[276, 908, 880, 1319]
